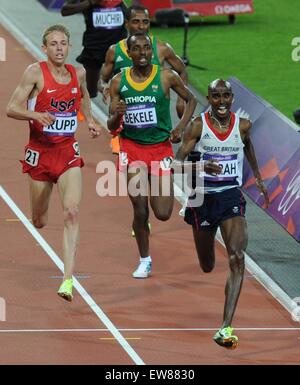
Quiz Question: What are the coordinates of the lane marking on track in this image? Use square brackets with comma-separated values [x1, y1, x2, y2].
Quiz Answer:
[0, 327, 300, 333]
[0, 185, 145, 365]
[49, 276, 91, 280]
[5, 218, 31, 222]
[100, 338, 142, 341]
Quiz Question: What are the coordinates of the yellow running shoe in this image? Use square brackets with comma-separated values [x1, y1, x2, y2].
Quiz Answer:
[213, 326, 238, 349]
[131, 222, 152, 237]
[57, 279, 73, 302]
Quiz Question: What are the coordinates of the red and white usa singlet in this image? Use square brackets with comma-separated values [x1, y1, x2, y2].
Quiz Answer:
[28, 61, 81, 146]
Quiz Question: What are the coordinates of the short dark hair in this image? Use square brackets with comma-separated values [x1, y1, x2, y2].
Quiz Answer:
[125, 5, 149, 21]
[127, 32, 152, 50]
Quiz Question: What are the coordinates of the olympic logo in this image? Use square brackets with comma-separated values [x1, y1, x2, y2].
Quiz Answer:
[278, 169, 300, 215]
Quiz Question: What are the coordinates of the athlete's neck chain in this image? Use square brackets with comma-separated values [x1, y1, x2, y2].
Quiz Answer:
[209, 111, 231, 131]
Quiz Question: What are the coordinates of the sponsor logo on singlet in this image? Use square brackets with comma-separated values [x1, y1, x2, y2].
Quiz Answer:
[124, 103, 157, 129]
[43, 111, 78, 136]
[203, 153, 239, 182]
[50, 97, 76, 112]
[93, 7, 124, 29]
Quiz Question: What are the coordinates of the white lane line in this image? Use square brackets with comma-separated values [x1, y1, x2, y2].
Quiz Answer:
[0, 185, 145, 365]
[0, 327, 300, 333]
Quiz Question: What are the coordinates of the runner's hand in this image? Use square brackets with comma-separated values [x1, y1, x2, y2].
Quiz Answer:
[256, 178, 269, 208]
[170, 126, 182, 143]
[176, 97, 185, 119]
[98, 82, 110, 105]
[116, 100, 126, 117]
[34, 112, 56, 126]
[204, 159, 222, 175]
[102, 86, 110, 104]
[88, 121, 102, 138]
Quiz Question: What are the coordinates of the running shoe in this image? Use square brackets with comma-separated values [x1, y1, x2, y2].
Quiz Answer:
[132, 260, 152, 279]
[213, 326, 238, 349]
[57, 279, 73, 302]
[131, 222, 152, 237]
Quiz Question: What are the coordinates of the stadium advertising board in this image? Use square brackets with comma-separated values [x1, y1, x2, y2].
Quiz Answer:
[133, 0, 253, 17]
[229, 77, 300, 242]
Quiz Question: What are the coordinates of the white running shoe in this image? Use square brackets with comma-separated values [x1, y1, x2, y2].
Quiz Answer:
[132, 260, 152, 278]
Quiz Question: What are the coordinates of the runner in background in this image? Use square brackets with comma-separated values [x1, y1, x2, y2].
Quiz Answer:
[61, 0, 128, 98]
[99, 4, 188, 154]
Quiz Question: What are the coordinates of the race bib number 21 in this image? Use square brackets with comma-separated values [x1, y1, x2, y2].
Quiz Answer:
[25, 148, 39, 167]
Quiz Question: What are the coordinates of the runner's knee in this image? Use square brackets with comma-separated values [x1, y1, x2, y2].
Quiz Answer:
[64, 206, 79, 226]
[198, 253, 215, 273]
[32, 216, 47, 229]
[153, 206, 172, 221]
[200, 261, 215, 273]
[133, 205, 149, 223]
[229, 250, 245, 271]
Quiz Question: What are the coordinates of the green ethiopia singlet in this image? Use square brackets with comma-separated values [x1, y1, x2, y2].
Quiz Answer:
[113, 36, 160, 75]
[119, 64, 172, 144]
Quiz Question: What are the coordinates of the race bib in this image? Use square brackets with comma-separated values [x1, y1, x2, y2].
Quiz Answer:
[119, 151, 128, 166]
[25, 148, 39, 167]
[73, 142, 80, 157]
[160, 156, 173, 171]
[93, 7, 124, 29]
[204, 154, 239, 182]
[43, 112, 77, 136]
[124, 104, 157, 129]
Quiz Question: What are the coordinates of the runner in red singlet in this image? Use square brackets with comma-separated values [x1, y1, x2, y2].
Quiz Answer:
[7, 25, 101, 302]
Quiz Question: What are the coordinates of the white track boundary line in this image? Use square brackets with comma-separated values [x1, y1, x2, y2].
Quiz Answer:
[1, 327, 300, 333]
[0, 186, 144, 365]
[0, 11, 144, 365]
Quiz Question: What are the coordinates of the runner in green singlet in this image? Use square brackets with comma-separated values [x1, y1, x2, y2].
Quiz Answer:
[107, 33, 196, 279]
[99, 5, 188, 119]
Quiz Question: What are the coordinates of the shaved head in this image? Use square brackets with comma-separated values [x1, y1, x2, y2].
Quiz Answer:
[127, 32, 151, 50]
[208, 79, 232, 92]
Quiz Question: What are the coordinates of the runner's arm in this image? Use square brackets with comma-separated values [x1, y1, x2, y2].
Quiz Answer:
[107, 74, 126, 132]
[161, 42, 188, 85]
[160, 42, 188, 118]
[241, 119, 269, 207]
[61, 0, 98, 17]
[6, 64, 55, 126]
[174, 117, 222, 175]
[175, 117, 202, 163]
[77, 67, 102, 137]
[98, 45, 116, 103]
[166, 70, 196, 142]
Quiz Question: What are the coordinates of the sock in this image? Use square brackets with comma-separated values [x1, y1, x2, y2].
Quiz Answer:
[140, 256, 151, 263]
